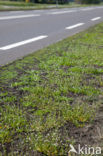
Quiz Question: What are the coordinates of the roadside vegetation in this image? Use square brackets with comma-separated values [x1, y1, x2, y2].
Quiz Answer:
[0, 23, 103, 155]
[0, 1, 82, 11]
[0, 0, 102, 11]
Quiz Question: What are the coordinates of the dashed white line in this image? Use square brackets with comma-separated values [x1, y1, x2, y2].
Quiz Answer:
[96, 6, 103, 9]
[9, 11, 24, 14]
[50, 10, 76, 15]
[0, 14, 40, 20]
[0, 36, 48, 50]
[81, 8, 94, 11]
[91, 17, 101, 21]
[66, 23, 84, 30]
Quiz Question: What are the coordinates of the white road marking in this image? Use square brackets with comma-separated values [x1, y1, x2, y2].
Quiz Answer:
[0, 14, 40, 20]
[0, 36, 48, 50]
[9, 11, 24, 14]
[81, 8, 94, 11]
[96, 6, 103, 9]
[66, 23, 84, 29]
[91, 17, 101, 21]
[50, 10, 76, 15]
[33, 10, 44, 13]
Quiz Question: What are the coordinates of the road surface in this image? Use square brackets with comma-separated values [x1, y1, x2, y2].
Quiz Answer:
[0, 6, 103, 65]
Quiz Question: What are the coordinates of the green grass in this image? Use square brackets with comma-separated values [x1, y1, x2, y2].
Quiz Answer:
[0, 0, 36, 6]
[0, 23, 103, 155]
[0, 0, 99, 11]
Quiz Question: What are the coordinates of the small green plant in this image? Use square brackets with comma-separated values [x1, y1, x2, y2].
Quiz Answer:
[0, 22, 103, 155]
[0, 105, 27, 144]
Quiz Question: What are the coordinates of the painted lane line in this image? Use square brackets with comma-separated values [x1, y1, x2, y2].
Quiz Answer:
[9, 11, 24, 14]
[0, 36, 48, 50]
[81, 8, 94, 11]
[91, 17, 101, 21]
[33, 10, 44, 13]
[66, 23, 84, 30]
[98, 6, 103, 8]
[0, 14, 40, 20]
[50, 10, 76, 15]
[95, 6, 103, 9]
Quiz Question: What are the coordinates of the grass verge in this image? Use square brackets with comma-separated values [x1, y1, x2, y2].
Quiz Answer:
[0, 1, 99, 11]
[0, 23, 103, 155]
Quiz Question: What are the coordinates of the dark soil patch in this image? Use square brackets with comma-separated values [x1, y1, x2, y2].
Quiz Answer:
[61, 103, 103, 151]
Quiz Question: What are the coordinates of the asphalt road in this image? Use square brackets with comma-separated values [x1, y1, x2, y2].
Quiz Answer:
[0, 6, 103, 65]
